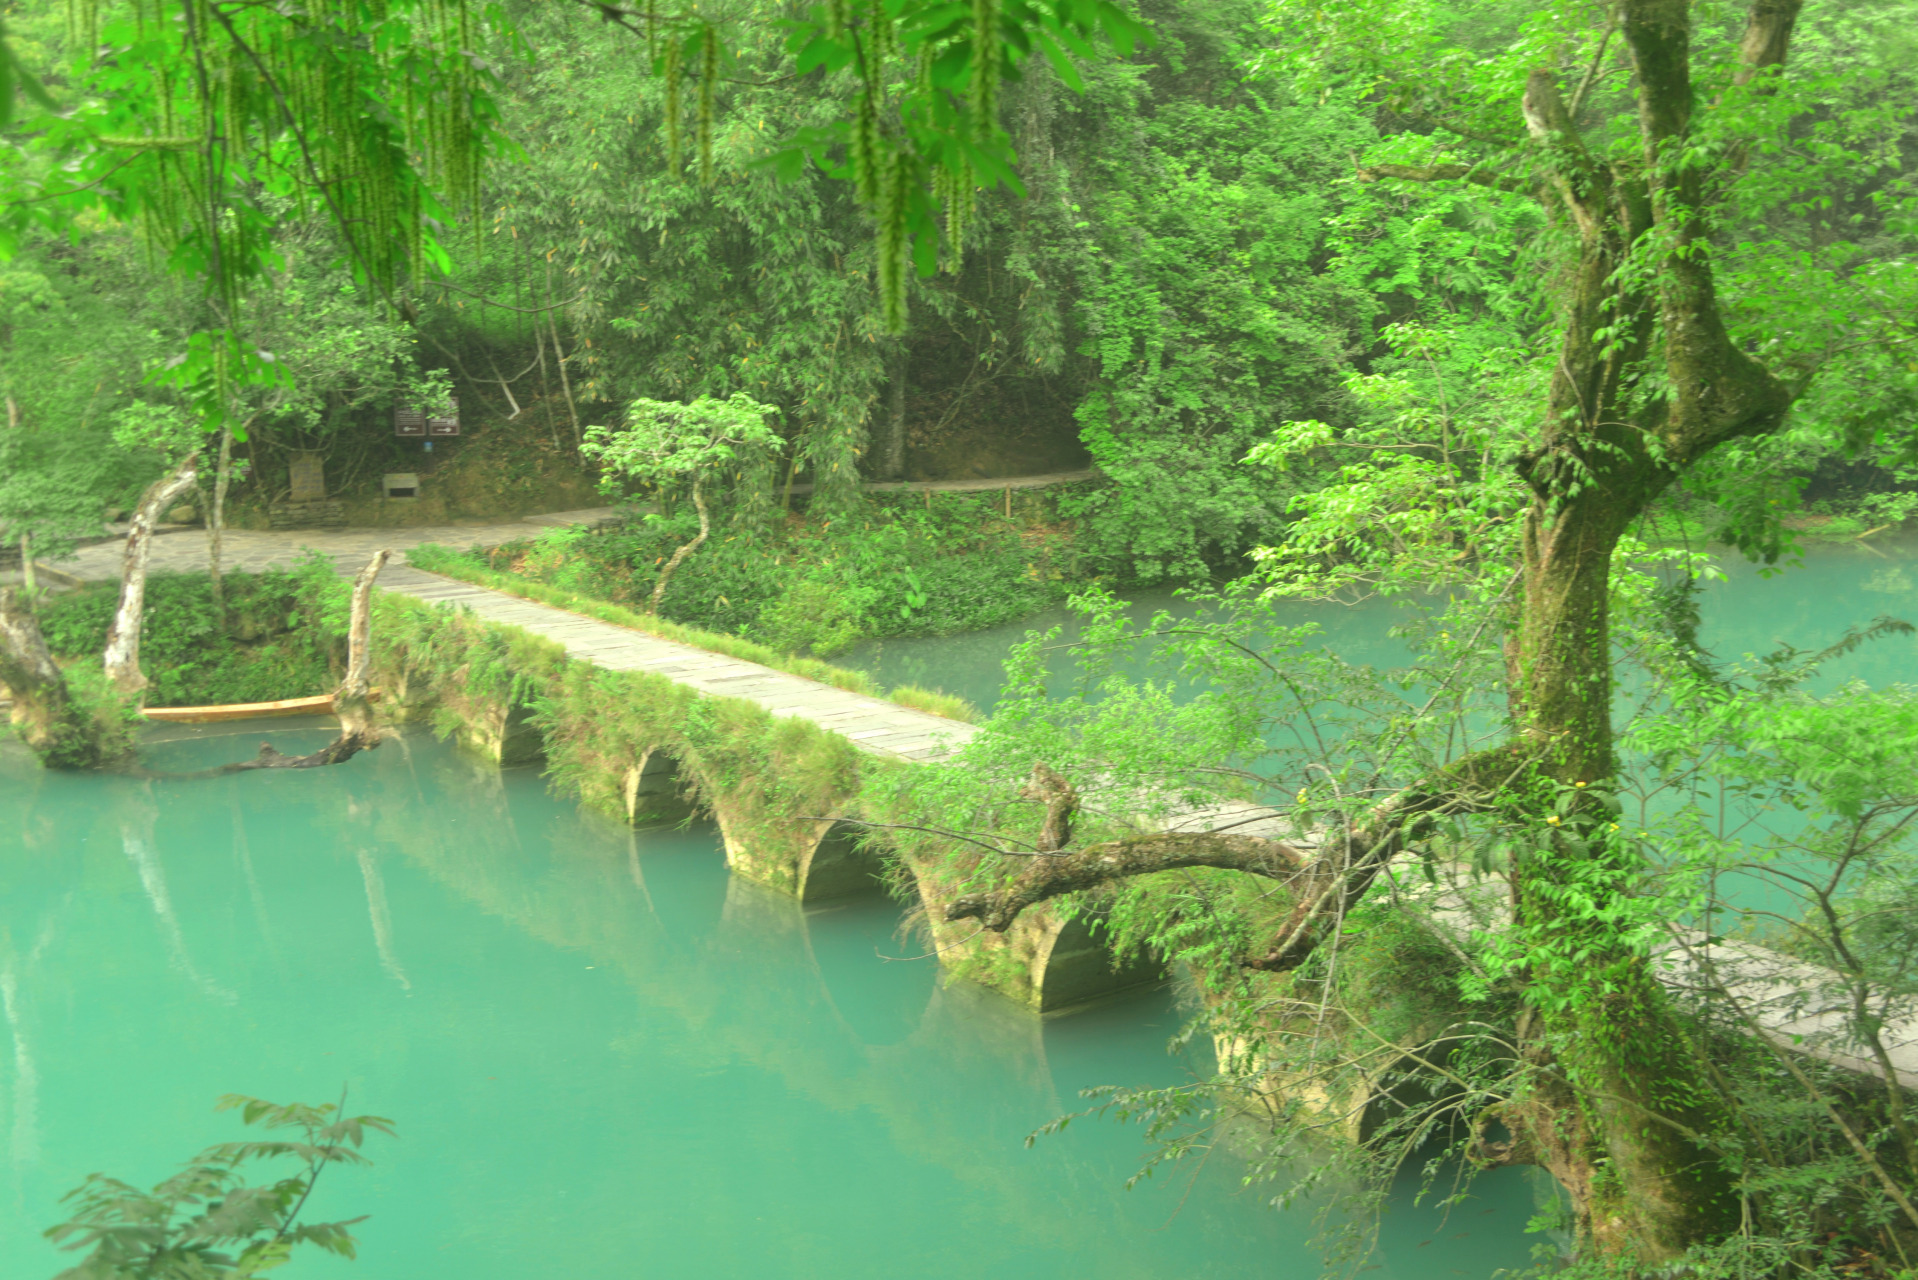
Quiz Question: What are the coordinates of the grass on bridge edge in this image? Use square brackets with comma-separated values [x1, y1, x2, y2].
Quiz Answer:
[403, 544, 978, 724]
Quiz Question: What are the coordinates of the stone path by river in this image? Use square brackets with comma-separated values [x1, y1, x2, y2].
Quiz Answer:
[35, 506, 981, 766]
[379, 564, 979, 765]
[32, 506, 621, 584]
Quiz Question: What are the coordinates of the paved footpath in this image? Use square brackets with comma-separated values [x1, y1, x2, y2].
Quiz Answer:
[35, 507, 618, 583]
[380, 563, 975, 764]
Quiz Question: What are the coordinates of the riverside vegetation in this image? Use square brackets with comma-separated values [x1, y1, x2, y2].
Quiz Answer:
[2, 0, 1917, 1278]
[416, 489, 1078, 657]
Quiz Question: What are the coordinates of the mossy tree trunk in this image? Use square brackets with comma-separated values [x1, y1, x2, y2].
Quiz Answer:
[0, 585, 95, 764]
[1494, 6, 1800, 1255]
[877, 340, 907, 481]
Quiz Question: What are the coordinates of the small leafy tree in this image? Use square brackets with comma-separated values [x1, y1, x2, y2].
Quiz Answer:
[583, 393, 782, 614]
[43, 1095, 393, 1280]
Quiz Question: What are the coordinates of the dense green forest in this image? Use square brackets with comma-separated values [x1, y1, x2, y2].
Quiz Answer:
[2, 0, 1907, 592]
[3, 0, 1918, 1277]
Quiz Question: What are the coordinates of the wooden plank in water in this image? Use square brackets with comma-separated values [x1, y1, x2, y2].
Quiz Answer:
[143, 694, 336, 724]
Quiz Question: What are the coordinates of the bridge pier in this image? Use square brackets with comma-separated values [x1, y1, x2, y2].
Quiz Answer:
[913, 874, 1163, 1014]
[457, 701, 544, 766]
[710, 808, 888, 901]
[622, 748, 693, 825]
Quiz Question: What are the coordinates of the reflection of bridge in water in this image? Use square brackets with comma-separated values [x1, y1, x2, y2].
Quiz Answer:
[354, 736, 1220, 1247]
[6, 726, 1346, 1278]
[317, 565, 1918, 1091]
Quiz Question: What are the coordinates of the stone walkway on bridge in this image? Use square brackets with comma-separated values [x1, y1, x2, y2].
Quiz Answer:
[379, 564, 977, 765]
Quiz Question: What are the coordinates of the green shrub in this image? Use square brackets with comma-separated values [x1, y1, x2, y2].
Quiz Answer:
[36, 559, 344, 706]
[461, 494, 1071, 652]
[747, 574, 869, 656]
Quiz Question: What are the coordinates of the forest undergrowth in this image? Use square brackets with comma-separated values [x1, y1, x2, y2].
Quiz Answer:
[436, 491, 1086, 657]
[33, 557, 344, 708]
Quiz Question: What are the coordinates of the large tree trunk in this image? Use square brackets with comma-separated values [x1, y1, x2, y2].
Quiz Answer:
[915, 1, 1812, 1270]
[103, 453, 200, 702]
[1506, 485, 1743, 1259]
[0, 586, 93, 764]
[1495, 5, 1800, 1260]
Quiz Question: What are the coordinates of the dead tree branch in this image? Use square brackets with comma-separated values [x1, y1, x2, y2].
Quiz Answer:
[227, 549, 389, 771]
[944, 829, 1309, 931]
[104, 453, 201, 700]
[943, 747, 1522, 972]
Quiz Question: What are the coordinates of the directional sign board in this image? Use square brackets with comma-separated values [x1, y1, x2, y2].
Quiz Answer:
[396, 395, 458, 437]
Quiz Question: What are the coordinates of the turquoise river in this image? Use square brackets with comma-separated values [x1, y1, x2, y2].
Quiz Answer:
[5, 535, 1914, 1278]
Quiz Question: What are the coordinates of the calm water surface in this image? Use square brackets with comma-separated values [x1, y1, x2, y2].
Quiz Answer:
[844, 537, 1918, 713]
[1, 724, 1538, 1278]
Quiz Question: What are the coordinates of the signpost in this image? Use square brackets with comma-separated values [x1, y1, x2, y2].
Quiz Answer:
[396, 396, 459, 438]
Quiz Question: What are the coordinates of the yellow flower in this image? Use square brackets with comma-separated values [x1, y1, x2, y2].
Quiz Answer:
[1574, 780, 1586, 788]
[1547, 816, 1561, 826]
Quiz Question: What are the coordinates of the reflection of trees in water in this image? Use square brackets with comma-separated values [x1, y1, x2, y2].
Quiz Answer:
[0, 912, 59, 1170]
[385, 783, 1104, 1236]
[5, 729, 1289, 1261]
[357, 849, 412, 992]
[122, 809, 237, 1005]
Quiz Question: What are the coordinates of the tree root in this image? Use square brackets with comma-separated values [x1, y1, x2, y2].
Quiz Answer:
[224, 732, 381, 771]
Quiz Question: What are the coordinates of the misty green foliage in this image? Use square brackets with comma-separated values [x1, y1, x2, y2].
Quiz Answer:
[42, 1096, 392, 1279]
[0, 238, 189, 545]
[36, 558, 344, 707]
[486, 2, 893, 512]
[1029, 0, 1373, 582]
[1261, 0, 1918, 564]
[0, 0, 510, 453]
[468, 0, 1383, 581]
[0, 218, 451, 533]
[455, 493, 1070, 655]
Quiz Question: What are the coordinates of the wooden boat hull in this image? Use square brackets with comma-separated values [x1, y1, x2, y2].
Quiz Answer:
[141, 692, 377, 724]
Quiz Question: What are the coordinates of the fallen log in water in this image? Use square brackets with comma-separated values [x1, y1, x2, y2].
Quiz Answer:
[224, 731, 381, 770]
